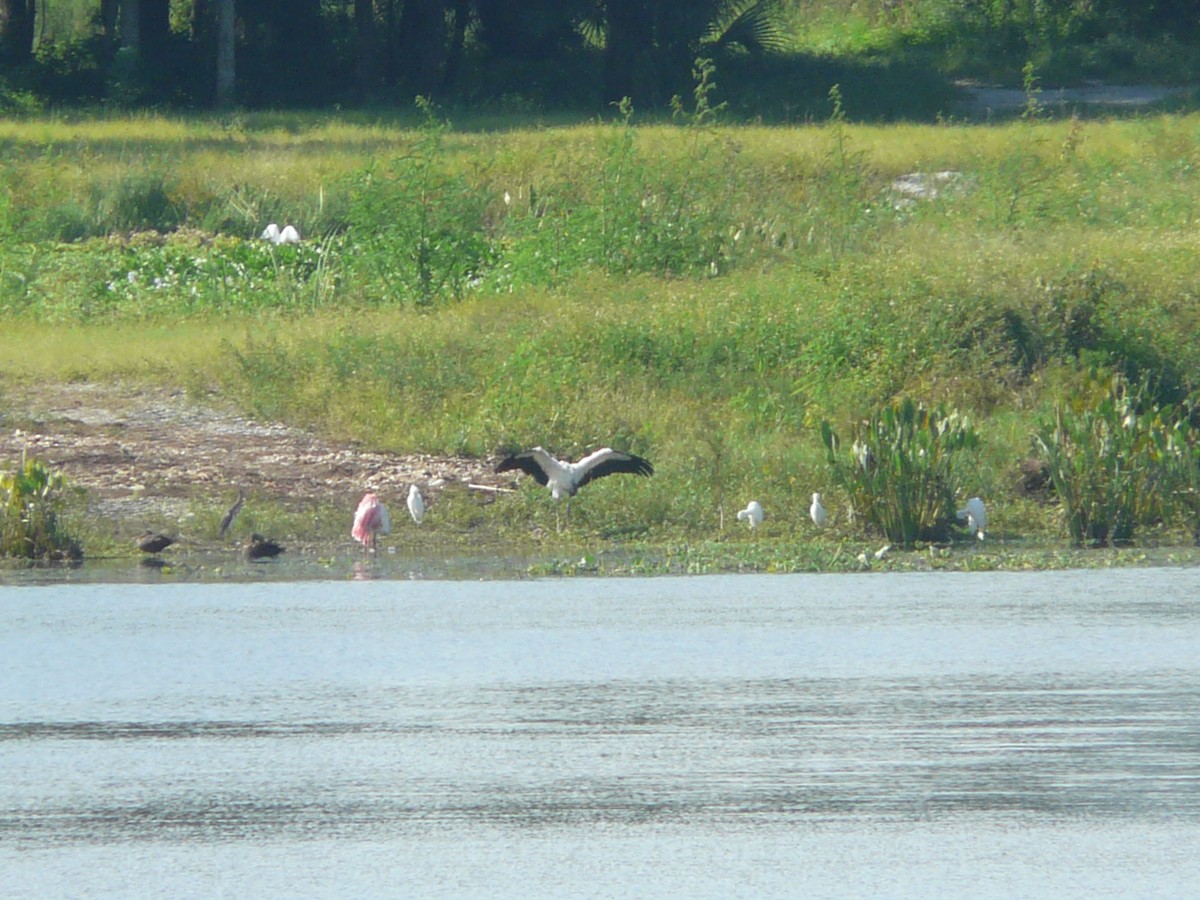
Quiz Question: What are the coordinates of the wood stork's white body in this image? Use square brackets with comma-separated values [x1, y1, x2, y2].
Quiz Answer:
[957, 496, 987, 540]
[495, 446, 654, 530]
[810, 493, 828, 528]
[736, 500, 764, 528]
[407, 484, 425, 524]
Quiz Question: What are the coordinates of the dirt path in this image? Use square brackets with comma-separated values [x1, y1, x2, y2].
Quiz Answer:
[0, 380, 501, 527]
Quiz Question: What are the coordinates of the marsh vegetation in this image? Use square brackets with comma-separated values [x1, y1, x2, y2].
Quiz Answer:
[3, 42, 1200, 565]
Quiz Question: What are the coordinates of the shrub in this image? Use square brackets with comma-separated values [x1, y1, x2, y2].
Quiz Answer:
[821, 398, 980, 546]
[346, 99, 494, 307]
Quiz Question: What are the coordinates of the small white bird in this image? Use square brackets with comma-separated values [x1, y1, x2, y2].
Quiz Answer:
[957, 496, 987, 540]
[736, 500, 764, 528]
[496, 446, 654, 530]
[407, 484, 425, 524]
[260, 223, 281, 242]
[810, 492, 828, 528]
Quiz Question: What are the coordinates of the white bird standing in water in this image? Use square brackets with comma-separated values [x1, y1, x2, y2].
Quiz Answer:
[810, 492, 828, 528]
[736, 500, 764, 528]
[957, 496, 987, 540]
[496, 446, 654, 530]
[407, 484, 425, 524]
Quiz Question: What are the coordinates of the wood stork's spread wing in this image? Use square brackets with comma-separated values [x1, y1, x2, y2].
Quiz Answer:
[575, 448, 654, 488]
[495, 447, 556, 486]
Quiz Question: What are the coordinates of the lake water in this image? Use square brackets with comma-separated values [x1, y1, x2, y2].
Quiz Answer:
[2, 568, 1199, 898]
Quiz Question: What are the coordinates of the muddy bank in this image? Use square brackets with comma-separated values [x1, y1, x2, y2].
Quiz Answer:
[0, 380, 503, 531]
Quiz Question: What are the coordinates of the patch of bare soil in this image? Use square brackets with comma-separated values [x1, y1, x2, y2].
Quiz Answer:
[0, 381, 502, 527]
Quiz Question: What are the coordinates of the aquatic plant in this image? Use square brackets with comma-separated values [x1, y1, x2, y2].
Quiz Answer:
[821, 399, 979, 547]
[1033, 374, 1178, 546]
[0, 453, 82, 559]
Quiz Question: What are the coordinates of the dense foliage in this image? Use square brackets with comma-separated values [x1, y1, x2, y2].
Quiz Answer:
[2, 0, 1199, 114]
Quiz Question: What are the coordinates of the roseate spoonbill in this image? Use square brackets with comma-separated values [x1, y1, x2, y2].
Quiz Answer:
[244, 533, 284, 560]
[957, 496, 987, 540]
[810, 493, 828, 528]
[736, 500, 764, 528]
[352, 492, 391, 549]
[495, 447, 654, 529]
[136, 531, 175, 554]
[407, 484, 425, 524]
[218, 490, 244, 538]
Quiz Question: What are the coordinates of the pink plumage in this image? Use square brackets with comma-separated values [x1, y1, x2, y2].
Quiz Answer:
[352, 492, 391, 547]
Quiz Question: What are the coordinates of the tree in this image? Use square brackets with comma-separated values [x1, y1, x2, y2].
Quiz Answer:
[355, 0, 377, 98]
[1, 0, 36, 68]
[214, 0, 234, 106]
[396, 0, 449, 96]
[601, 0, 784, 107]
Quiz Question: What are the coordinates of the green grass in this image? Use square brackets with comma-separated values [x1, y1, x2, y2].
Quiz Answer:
[4, 108, 1200, 562]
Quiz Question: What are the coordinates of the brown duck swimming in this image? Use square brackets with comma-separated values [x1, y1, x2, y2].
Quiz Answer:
[136, 531, 175, 554]
[244, 533, 284, 560]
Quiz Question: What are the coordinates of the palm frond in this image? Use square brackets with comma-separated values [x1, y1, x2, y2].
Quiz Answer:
[703, 0, 786, 55]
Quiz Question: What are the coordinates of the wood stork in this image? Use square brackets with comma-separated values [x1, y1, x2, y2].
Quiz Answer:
[736, 500, 764, 528]
[495, 446, 654, 529]
[136, 530, 175, 555]
[810, 493, 828, 528]
[407, 484, 425, 524]
[244, 533, 285, 560]
[352, 492, 392, 549]
[957, 496, 987, 540]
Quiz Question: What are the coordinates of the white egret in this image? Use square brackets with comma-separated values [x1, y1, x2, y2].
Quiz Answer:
[736, 500, 764, 528]
[260, 223, 300, 244]
[407, 484, 425, 524]
[810, 493, 828, 528]
[496, 446, 654, 529]
[352, 492, 392, 549]
[957, 496, 987, 540]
